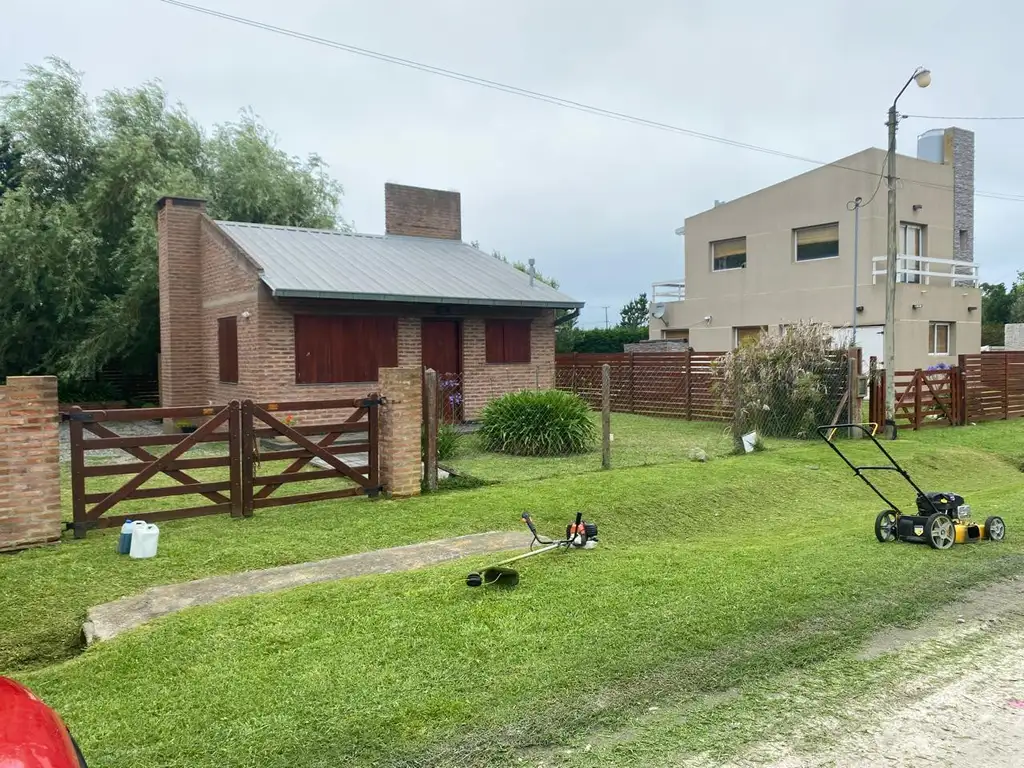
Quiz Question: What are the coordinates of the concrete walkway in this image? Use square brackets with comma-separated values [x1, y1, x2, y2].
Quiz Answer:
[83, 530, 532, 644]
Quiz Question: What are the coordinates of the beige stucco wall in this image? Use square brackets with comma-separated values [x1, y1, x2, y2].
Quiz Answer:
[653, 147, 980, 369]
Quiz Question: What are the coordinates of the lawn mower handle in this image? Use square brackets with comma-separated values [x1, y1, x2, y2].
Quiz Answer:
[521, 512, 539, 537]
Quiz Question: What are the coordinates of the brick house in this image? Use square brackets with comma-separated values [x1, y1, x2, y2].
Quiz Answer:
[157, 183, 583, 420]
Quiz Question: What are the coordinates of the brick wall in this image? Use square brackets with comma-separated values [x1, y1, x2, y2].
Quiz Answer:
[199, 220, 263, 406]
[158, 198, 207, 408]
[378, 367, 422, 497]
[384, 183, 461, 240]
[461, 310, 556, 419]
[0, 376, 61, 552]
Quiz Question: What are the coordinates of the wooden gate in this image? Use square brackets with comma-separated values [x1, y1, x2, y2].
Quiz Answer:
[868, 367, 960, 430]
[65, 397, 381, 537]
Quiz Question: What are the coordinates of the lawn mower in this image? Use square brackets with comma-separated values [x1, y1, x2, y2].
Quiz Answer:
[817, 423, 1006, 550]
[466, 512, 598, 587]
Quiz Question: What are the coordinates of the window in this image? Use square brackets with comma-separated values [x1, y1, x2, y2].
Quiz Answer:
[959, 229, 968, 253]
[218, 316, 238, 384]
[929, 322, 951, 356]
[485, 319, 532, 364]
[794, 223, 839, 262]
[711, 237, 746, 271]
[294, 315, 398, 384]
[734, 326, 766, 348]
[900, 223, 924, 284]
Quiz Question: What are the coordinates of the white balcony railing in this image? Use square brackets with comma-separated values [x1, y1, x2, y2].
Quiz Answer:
[871, 255, 980, 288]
[651, 280, 685, 302]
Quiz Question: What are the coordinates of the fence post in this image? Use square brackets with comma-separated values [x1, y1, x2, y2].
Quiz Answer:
[846, 348, 860, 435]
[685, 348, 693, 421]
[572, 352, 578, 394]
[957, 354, 968, 425]
[240, 400, 255, 517]
[913, 369, 923, 430]
[424, 368, 439, 492]
[622, 354, 630, 415]
[1004, 353, 1010, 420]
[228, 400, 243, 518]
[602, 364, 611, 470]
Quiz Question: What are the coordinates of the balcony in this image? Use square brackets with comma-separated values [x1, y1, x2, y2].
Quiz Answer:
[651, 280, 686, 302]
[871, 255, 980, 288]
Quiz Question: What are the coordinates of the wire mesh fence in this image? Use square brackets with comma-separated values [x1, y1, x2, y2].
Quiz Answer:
[556, 348, 856, 441]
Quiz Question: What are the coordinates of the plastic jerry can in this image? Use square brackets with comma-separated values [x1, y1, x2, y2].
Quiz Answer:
[129, 523, 160, 559]
[117, 519, 134, 554]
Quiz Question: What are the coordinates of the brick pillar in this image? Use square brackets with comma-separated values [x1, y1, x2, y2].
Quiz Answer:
[157, 196, 207, 410]
[378, 366, 422, 498]
[0, 376, 61, 551]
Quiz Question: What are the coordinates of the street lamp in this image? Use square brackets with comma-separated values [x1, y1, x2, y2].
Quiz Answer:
[883, 66, 931, 438]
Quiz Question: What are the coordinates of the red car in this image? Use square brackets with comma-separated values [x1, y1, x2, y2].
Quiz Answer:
[0, 676, 87, 767]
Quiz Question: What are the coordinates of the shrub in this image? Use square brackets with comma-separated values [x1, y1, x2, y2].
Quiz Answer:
[479, 389, 596, 456]
[421, 422, 462, 462]
[712, 320, 847, 448]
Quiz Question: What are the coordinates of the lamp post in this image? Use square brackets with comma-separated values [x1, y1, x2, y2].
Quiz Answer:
[883, 66, 931, 437]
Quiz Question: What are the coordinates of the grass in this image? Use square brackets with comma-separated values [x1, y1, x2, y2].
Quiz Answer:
[3, 417, 1024, 767]
[450, 412, 734, 483]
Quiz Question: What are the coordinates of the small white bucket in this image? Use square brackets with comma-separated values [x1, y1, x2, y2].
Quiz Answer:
[129, 523, 160, 559]
[741, 431, 759, 454]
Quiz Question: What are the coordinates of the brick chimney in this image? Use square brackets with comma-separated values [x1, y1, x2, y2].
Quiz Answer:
[384, 183, 461, 240]
[157, 196, 207, 408]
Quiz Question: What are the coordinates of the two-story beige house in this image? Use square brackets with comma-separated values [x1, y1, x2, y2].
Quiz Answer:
[650, 127, 981, 372]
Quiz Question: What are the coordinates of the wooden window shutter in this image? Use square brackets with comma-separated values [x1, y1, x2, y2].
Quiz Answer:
[218, 316, 238, 383]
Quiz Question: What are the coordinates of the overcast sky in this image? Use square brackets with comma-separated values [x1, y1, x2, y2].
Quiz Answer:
[4, 0, 1021, 328]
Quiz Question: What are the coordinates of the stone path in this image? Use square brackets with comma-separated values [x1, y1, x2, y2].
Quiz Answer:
[84, 530, 532, 644]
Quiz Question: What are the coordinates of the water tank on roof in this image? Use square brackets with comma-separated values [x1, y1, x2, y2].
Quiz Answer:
[917, 129, 945, 163]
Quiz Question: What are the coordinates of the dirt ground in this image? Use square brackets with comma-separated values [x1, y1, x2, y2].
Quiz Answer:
[705, 578, 1024, 767]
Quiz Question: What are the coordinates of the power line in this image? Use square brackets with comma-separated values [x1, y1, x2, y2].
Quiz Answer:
[905, 114, 1024, 121]
[156, 0, 1024, 203]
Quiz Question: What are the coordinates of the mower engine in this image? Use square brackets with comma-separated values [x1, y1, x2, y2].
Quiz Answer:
[567, 520, 599, 549]
[917, 492, 970, 520]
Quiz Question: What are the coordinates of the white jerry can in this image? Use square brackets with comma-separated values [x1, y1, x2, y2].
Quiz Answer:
[129, 522, 160, 559]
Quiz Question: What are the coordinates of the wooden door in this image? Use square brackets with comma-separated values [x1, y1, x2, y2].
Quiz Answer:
[421, 319, 462, 422]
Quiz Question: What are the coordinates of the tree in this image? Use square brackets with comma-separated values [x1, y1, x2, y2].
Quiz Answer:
[0, 57, 349, 387]
[619, 292, 649, 329]
[0, 124, 23, 197]
[1012, 272, 1024, 324]
[981, 282, 1013, 325]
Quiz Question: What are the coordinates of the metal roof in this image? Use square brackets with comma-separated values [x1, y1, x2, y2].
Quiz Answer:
[214, 221, 584, 309]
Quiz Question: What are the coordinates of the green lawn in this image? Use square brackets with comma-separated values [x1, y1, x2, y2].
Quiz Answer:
[4, 416, 1024, 767]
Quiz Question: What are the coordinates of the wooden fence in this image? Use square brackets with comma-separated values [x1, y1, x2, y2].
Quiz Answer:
[555, 352, 730, 420]
[867, 351, 1024, 430]
[65, 397, 381, 537]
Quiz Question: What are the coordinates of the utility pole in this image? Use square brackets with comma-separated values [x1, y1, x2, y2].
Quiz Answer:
[602, 306, 610, 329]
[848, 196, 862, 350]
[884, 103, 898, 437]
[883, 67, 931, 438]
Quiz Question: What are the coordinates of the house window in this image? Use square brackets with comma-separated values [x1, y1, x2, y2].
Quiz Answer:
[711, 237, 746, 271]
[734, 326, 766, 348]
[218, 316, 238, 384]
[794, 223, 839, 262]
[929, 322, 951, 356]
[485, 319, 532, 364]
[900, 223, 924, 284]
[294, 315, 398, 384]
[959, 229, 968, 253]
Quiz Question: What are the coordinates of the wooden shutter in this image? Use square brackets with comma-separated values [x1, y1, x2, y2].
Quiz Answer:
[795, 224, 839, 245]
[218, 316, 238, 383]
[485, 320, 505, 363]
[502, 319, 532, 363]
[296, 315, 398, 383]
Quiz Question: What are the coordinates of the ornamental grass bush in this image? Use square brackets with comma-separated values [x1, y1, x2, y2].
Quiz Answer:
[712, 320, 848, 449]
[479, 389, 596, 456]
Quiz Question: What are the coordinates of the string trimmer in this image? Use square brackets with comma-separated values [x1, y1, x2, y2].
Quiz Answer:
[466, 512, 598, 588]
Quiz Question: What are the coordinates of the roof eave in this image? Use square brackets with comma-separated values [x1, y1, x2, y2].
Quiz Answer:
[270, 287, 584, 310]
